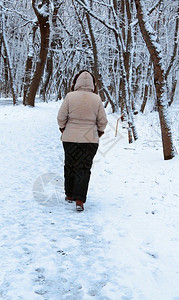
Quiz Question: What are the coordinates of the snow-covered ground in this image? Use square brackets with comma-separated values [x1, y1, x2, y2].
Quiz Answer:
[0, 101, 179, 300]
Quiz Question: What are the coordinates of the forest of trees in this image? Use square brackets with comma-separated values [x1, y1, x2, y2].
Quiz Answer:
[0, 0, 178, 159]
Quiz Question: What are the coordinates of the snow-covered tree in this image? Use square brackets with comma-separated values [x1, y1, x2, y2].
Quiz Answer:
[26, 0, 50, 107]
[134, 0, 176, 160]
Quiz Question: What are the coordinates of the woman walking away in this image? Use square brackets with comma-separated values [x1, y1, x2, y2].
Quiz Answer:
[57, 70, 108, 211]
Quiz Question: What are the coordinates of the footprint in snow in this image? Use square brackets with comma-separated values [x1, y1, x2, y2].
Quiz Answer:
[104, 169, 112, 174]
[34, 289, 48, 295]
[33, 268, 48, 296]
[87, 273, 109, 297]
[118, 285, 133, 300]
[33, 268, 46, 283]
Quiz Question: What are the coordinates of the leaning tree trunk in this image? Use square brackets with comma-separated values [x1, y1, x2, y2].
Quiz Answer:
[135, 0, 175, 160]
[26, 0, 50, 107]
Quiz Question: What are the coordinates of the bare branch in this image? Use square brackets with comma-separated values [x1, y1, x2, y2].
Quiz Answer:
[148, 0, 163, 15]
[72, 1, 91, 47]
[75, 0, 118, 36]
[0, 4, 34, 24]
[165, 8, 179, 80]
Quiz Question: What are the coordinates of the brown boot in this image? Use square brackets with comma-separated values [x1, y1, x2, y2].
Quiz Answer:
[76, 200, 84, 211]
[65, 196, 75, 203]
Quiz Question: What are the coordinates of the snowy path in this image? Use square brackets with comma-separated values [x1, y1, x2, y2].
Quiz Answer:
[0, 102, 179, 300]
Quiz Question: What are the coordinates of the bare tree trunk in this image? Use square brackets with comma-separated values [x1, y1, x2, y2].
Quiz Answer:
[119, 78, 127, 121]
[165, 9, 178, 80]
[2, 12, 18, 105]
[103, 87, 116, 113]
[135, 0, 175, 160]
[40, 51, 53, 102]
[26, 0, 50, 107]
[118, 2, 138, 141]
[128, 127, 133, 144]
[3, 55, 9, 97]
[168, 78, 177, 107]
[121, 0, 126, 44]
[0, 6, 2, 57]
[85, 12, 106, 102]
[23, 24, 38, 105]
[133, 63, 142, 103]
[131, 30, 138, 115]
[40, 0, 60, 102]
[121, 0, 138, 141]
[140, 62, 151, 113]
[140, 84, 149, 113]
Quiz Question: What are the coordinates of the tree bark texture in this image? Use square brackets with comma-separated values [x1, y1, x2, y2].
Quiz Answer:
[140, 62, 151, 113]
[40, 0, 60, 102]
[40, 51, 53, 102]
[2, 13, 18, 105]
[135, 0, 175, 160]
[26, 0, 50, 107]
[23, 24, 38, 105]
[168, 78, 177, 107]
[85, 12, 106, 102]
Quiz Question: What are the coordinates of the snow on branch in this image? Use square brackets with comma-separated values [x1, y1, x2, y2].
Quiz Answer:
[135, 0, 163, 60]
[0, 3, 32, 23]
[109, 0, 125, 50]
[90, 0, 112, 8]
[148, 0, 163, 15]
[74, 0, 118, 36]
[33, 0, 49, 18]
[131, 0, 163, 27]
[56, 15, 72, 37]
[165, 7, 179, 80]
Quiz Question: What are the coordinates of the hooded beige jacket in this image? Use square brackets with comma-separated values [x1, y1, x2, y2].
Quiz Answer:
[57, 71, 108, 143]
